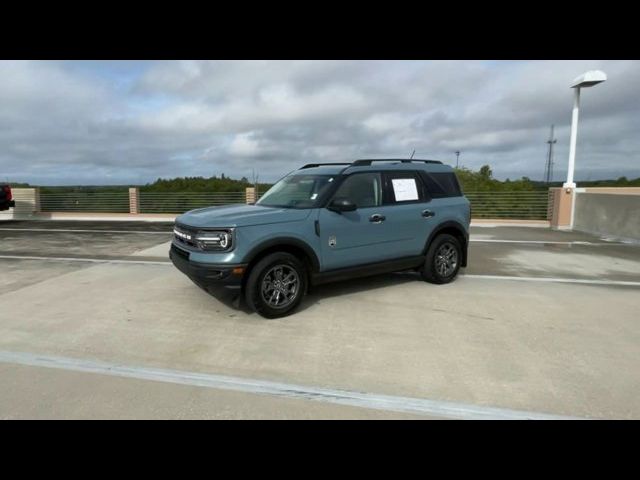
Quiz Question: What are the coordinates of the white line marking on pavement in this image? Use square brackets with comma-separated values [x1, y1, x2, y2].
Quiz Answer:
[0, 228, 171, 235]
[470, 238, 638, 246]
[464, 274, 640, 287]
[470, 239, 597, 245]
[1, 255, 638, 287]
[470, 223, 550, 228]
[0, 350, 579, 420]
[0, 254, 169, 265]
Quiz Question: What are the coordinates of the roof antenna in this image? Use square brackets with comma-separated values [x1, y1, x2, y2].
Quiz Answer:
[409, 150, 415, 159]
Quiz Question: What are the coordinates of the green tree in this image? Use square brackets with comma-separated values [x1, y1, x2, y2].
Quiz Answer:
[479, 165, 493, 180]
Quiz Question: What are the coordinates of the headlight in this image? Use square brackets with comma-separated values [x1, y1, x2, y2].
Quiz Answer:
[195, 230, 233, 251]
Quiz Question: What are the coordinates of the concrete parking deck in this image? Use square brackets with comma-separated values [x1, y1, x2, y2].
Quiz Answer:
[1, 220, 639, 419]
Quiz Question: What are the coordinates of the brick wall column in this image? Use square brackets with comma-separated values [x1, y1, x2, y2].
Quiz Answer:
[549, 187, 573, 229]
[34, 187, 41, 213]
[245, 187, 256, 204]
[129, 187, 140, 214]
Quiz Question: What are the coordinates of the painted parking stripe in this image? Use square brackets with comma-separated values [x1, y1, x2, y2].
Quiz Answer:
[1, 254, 639, 287]
[0, 228, 171, 235]
[470, 239, 594, 245]
[464, 274, 640, 287]
[0, 350, 579, 420]
[0, 254, 170, 265]
[470, 239, 637, 246]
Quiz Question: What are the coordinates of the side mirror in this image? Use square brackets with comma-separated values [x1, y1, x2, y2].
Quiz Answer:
[328, 197, 357, 213]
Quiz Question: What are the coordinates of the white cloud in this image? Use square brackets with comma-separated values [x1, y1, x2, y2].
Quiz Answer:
[1, 59, 640, 185]
[228, 132, 261, 157]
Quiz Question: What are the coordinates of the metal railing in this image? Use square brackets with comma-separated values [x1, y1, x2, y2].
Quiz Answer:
[139, 192, 247, 214]
[465, 191, 550, 220]
[39, 189, 549, 219]
[39, 192, 130, 213]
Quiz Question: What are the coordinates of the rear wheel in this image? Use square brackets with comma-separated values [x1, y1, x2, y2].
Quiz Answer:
[244, 252, 307, 318]
[421, 234, 461, 284]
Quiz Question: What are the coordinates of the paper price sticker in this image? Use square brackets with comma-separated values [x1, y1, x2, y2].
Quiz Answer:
[391, 178, 419, 201]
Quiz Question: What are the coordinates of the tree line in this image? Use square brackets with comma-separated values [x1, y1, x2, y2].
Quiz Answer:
[8, 166, 640, 193]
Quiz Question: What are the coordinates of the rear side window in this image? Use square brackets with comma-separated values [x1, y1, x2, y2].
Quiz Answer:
[420, 172, 462, 198]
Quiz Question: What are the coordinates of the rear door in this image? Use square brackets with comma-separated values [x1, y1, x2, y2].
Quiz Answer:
[418, 170, 469, 228]
[379, 170, 437, 257]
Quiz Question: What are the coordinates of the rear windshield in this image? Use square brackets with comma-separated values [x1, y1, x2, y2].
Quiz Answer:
[420, 172, 462, 198]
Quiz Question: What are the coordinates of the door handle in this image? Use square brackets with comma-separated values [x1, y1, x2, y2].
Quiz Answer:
[369, 214, 386, 223]
[422, 209, 435, 218]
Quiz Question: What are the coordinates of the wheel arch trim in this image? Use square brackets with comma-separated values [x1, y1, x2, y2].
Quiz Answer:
[244, 237, 321, 273]
[423, 220, 469, 267]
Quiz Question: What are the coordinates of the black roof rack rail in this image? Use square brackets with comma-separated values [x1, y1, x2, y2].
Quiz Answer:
[299, 162, 352, 169]
[352, 159, 443, 166]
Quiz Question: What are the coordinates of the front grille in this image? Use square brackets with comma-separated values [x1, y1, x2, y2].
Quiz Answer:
[173, 224, 199, 249]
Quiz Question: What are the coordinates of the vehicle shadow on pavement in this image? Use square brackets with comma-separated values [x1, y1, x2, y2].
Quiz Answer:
[196, 284, 252, 314]
[196, 271, 422, 317]
[302, 272, 421, 311]
[194, 272, 423, 315]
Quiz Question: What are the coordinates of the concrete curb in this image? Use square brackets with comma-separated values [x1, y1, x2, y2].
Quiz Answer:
[4, 213, 551, 228]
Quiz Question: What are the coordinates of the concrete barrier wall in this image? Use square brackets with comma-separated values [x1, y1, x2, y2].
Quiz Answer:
[583, 187, 640, 195]
[574, 192, 640, 241]
[0, 188, 39, 220]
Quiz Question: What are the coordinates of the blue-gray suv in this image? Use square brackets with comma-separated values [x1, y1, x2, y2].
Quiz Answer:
[170, 159, 470, 318]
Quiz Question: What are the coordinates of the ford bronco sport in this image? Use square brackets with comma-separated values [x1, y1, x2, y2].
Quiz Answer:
[170, 159, 470, 318]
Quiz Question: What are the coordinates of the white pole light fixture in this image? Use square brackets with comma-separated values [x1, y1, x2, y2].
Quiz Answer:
[564, 70, 607, 189]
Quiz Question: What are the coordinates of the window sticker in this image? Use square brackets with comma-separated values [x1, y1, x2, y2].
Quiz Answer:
[391, 178, 419, 201]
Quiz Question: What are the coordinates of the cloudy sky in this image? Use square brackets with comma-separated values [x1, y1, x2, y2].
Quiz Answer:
[1, 60, 638, 185]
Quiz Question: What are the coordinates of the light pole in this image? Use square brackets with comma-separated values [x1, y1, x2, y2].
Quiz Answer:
[564, 70, 607, 189]
[563, 70, 606, 230]
[455, 151, 460, 168]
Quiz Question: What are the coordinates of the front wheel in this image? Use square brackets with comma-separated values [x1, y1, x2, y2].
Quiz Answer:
[244, 252, 307, 318]
[421, 234, 462, 284]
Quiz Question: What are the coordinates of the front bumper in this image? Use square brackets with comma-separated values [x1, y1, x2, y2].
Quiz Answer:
[169, 243, 247, 290]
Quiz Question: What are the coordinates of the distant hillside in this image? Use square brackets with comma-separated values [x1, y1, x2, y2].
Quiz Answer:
[454, 165, 541, 192]
[140, 175, 272, 193]
[4, 182, 32, 188]
[531, 176, 640, 188]
[10, 169, 640, 193]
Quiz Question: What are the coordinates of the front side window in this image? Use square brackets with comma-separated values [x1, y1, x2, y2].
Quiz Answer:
[257, 174, 335, 209]
[332, 173, 382, 208]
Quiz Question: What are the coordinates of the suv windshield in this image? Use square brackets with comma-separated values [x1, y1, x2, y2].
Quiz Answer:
[257, 174, 335, 209]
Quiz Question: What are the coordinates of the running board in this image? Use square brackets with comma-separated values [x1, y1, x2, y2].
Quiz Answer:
[311, 256, 425, 286]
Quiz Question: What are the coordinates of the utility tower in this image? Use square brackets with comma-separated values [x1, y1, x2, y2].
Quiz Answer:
[544, 125, 557, 184]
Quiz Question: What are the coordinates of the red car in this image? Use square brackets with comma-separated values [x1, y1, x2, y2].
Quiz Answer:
[0, 184, 15, 211]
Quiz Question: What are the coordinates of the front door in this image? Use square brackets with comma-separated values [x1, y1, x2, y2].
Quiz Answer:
[318, 172, 400, 271]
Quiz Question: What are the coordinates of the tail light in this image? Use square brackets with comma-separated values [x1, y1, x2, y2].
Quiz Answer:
[2, 185, 11, 201]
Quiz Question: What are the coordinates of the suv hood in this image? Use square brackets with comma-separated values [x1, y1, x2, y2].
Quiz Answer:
[176, 204, 312, 228]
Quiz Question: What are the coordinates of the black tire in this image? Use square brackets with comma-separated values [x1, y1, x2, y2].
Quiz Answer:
[244, 252, 307, 318]
[421, 233, 462, 284]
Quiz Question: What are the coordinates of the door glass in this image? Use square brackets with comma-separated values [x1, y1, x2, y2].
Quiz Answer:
[385, 173, 425, 204]
[333, 173, 381, 208]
